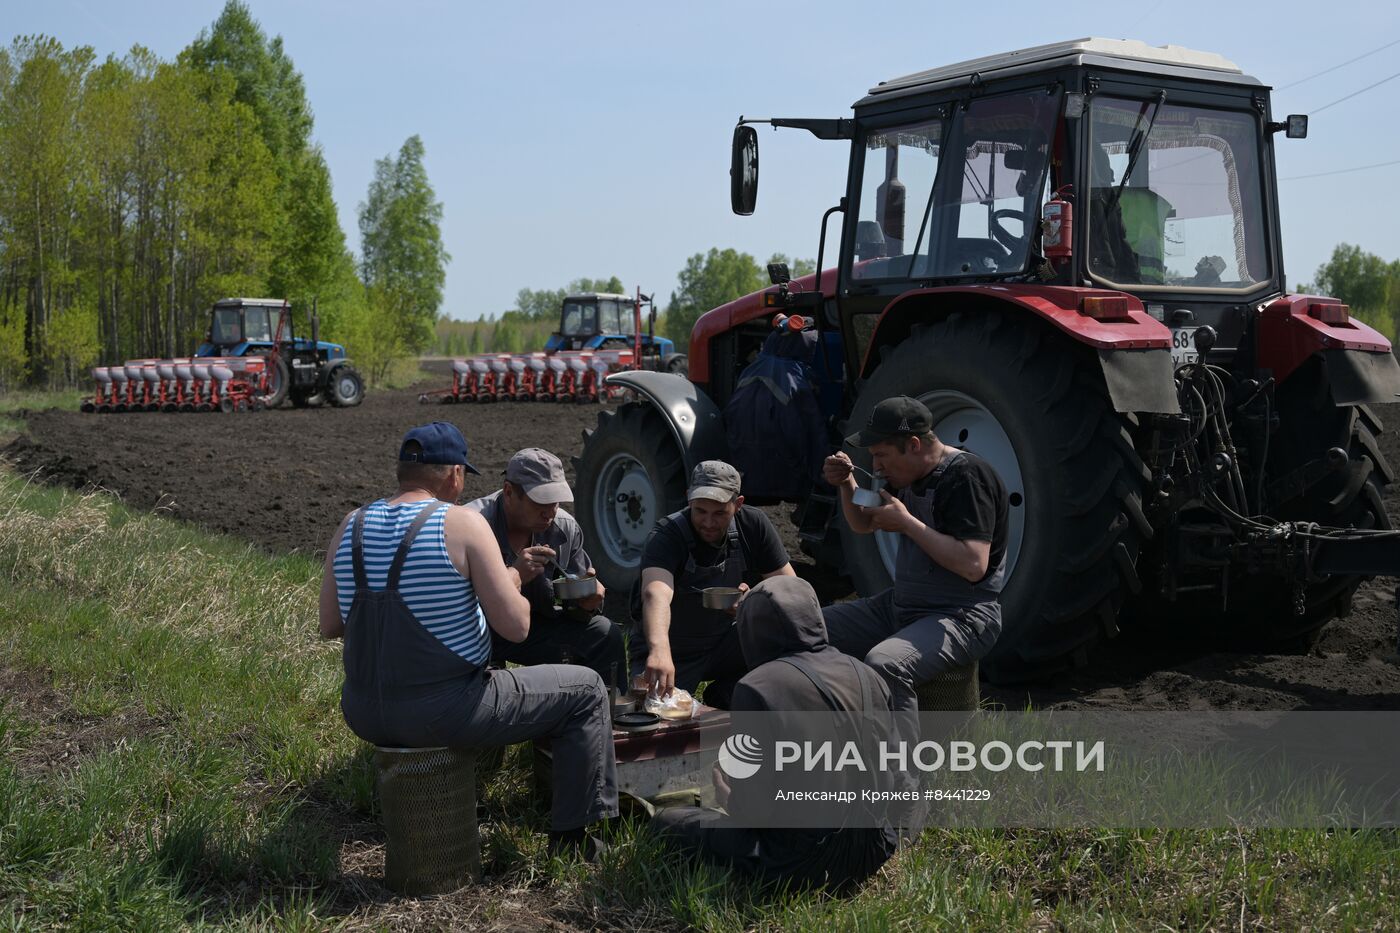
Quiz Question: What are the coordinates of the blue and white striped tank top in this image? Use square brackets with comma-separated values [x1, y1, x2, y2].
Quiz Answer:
[333, 498, 490, 666]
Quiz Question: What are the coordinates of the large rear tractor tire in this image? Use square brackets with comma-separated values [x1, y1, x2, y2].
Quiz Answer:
[261, 357, 290, 409]
[840, 309, 1148, 682]
[327, 365, 365, 407]
[572, 402, 688, 592]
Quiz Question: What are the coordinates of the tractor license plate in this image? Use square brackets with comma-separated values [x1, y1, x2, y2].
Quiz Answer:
[1170, 327, 1198, 367]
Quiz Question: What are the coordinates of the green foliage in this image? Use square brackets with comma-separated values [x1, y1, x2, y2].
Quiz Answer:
[43, 299, 99, 383]
[1307, 243, 1400, 340]
[432, 314, 554, 357]
[0, 7, 370, 390]
[182, 1, 361, 354]
[354, 284, 407, 386]
[0, 33, 277, 388]
[768, 252, 817, 279]
[664, 248, 767, 344]
[0, 300, 25, 385]
[358, 134, 449, 355]
[663, 249, 814, 345]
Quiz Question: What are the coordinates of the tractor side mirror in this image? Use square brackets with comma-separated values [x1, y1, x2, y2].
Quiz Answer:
[1268, 114, 1308, 138]
[767, 262, 790, 285]
[731, 124, 759, 215]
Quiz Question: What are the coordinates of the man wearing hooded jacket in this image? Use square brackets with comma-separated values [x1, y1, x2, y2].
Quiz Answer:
[651, 576, 898, 892]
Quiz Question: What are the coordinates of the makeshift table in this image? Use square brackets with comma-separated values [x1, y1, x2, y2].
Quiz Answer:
[533, 705, 730, 804]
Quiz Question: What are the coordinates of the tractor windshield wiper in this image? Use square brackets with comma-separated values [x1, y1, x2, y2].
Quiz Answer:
[1106, 91, 1166, 212]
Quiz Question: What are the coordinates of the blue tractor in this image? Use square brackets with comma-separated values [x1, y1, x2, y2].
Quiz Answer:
[199, 297, 364, 408]
[545, 292, 688, 375]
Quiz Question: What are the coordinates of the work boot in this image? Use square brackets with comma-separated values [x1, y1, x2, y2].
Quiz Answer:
[547, 827, 608, 863]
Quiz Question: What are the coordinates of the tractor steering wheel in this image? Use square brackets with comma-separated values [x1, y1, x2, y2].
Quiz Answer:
[989, 208, 1028, 252]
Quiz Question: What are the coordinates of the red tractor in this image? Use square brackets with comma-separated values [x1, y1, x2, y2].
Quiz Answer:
[574, 39, 1400, 681]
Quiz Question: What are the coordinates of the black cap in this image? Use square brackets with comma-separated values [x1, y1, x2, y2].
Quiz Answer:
[844, 396, 933, 448]
[399, 422, 481, 474]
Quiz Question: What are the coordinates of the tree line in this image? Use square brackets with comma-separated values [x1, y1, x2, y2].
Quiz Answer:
[436, 251, 814, 356]
[1301, 243, 1400, 342]
[0, 2, 446, 390]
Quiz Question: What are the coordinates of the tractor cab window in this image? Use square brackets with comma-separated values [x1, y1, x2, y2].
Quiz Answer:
[851, 118, 944, 280]
[561, 300, 596, 337]
[211, 308, 241, 344]
[849, 89, 1058, 282]
[244, 308, 273, 343]
[606, 299, 636, 335]
[1087, 98, 1269, 290]
[598, 300, 624, 335]
[918, 90, 1058, 278]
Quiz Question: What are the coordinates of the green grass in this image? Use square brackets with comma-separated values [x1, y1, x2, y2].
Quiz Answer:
[371, 357, 429, 390]
[0, 468, 1397, 930]
[0, 387, 83, 440]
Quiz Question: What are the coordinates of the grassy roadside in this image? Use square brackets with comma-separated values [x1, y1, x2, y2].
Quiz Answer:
[0, 468, 1397, 930]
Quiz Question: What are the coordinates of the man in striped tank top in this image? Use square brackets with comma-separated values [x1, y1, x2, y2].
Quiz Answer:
[319, 422, 618, 853]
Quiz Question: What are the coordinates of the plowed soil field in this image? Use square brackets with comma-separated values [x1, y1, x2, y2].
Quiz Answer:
[6, 370, 1398, 712]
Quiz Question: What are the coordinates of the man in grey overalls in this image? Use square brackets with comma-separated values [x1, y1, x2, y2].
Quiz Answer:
[635, 460, 795, 708]
[822, 396, 1009, 717]
[318, 422, 617, 854]
[468, 448, 626, 691]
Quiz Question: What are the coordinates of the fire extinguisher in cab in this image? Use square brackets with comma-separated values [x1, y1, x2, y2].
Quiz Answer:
[1042, 188, 1073, 261]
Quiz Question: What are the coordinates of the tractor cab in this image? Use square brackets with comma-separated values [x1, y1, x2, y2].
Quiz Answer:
[545, 292, 687, 374]
[548, 293, 643, 351]
[196, 297, 361, 408]
[202, 299, 289, 355]
[728, 38, 1311, 384]
[198, 298, 346, 362]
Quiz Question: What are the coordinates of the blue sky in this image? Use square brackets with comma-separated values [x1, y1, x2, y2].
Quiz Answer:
[6, 0, 1399, 319]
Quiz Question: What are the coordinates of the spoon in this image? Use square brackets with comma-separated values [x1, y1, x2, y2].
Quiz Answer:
[543, 554, 578, 581]
[850, 463, 876, 481]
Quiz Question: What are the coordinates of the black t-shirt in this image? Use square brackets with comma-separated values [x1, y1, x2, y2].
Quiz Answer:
[912, 451, 1008, 582]
[641, 505, 790, 584]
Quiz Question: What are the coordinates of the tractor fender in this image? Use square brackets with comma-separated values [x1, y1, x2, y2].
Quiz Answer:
[603, 371, 728, 472]
[1257, 295, 1400, 404]
[861, 285, 1179, 414]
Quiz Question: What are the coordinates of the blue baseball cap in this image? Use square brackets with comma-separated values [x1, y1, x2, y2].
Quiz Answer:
[399, 422, 481, 474]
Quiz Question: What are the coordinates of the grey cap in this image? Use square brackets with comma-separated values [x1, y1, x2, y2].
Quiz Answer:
[505, 448, 573, 504]
[687, 460, 742, 503]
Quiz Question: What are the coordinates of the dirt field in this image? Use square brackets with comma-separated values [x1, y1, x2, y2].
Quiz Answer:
[5, 372, 1398, 713]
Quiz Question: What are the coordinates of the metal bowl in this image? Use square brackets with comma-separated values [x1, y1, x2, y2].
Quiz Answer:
[852, 486, 885, 508]
[551, 574, 599, 601]
[702, 586, 743, 611]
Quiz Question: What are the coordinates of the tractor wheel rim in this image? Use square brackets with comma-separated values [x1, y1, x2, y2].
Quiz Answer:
[339, 376, 357, 398]
[873, 389, 1026, 579]
[595, 452, 657, 567]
